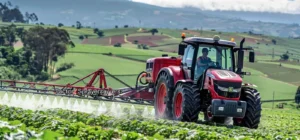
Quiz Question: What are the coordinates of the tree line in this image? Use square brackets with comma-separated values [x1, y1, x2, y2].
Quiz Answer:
[0, 24, 75, 81]
[0, 1, 38, 23]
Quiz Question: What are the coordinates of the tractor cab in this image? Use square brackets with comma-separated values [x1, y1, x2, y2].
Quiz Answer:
[178, 34, 255, 87]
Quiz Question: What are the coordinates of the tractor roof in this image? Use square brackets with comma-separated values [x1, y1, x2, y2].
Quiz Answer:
[183, 37, 237, 47]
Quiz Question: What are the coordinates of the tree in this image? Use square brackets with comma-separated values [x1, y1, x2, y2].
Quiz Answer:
[2, 7, 24, 22]
[272, 39, 277, 45]
[150, 28, 158, 35]
[0, 2, 37, 23]
[79, 35, 84, 40]
[115, 25, 118, 29]
[0, 24, 18, 47]
[24, 12, 30, 23]
[280, 53, 289, 61]
[29, 13, 38, 22]
[124, 25, 128, 28]
[97, 31, 104, 37]
[58, 23, 64, 27]
[76, 21, 82, 29]
[22, 26, 75, 77]
[93, 28, 99, 33]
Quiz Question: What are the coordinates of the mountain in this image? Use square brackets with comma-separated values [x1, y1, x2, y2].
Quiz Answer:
[199, 10, 300, 25]
[8, 0, 300, 37]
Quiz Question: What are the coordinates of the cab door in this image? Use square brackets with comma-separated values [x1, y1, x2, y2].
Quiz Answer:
[181, 45, 195, 80]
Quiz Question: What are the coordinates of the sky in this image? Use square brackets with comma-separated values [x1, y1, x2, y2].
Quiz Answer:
[131, 0, 300, 14]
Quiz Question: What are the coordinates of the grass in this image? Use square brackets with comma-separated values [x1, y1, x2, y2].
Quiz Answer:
[242, 66, 297, 100]
[52, 44, 177, 88]
[54, 53, 145, 88]
[67, 44, 177, 61]
[245, 61, 300, 85]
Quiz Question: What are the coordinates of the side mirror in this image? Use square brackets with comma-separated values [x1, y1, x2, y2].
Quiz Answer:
[178, 43, 186, 55]
[249, 51, 255, 63]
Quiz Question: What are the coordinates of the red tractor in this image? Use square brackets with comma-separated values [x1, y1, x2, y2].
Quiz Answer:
[0, 33, 261, 129]
[144, 34, 261, 129]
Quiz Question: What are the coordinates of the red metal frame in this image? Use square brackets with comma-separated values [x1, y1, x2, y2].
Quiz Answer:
[0, 68, 154, 105]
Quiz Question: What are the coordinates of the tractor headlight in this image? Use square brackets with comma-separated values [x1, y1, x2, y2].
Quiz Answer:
[217, 86, 241, 93]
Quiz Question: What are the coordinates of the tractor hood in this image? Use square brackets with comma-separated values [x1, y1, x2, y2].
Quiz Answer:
[206, 69, 242, 82]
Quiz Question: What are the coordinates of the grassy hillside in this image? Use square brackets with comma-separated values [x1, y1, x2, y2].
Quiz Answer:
[0, 22, 299, 102]
[4, 21, 300, 61]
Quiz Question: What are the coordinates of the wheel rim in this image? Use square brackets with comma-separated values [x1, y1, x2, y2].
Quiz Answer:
[174, 92, 183, 118]
[157, 83, 167, 116]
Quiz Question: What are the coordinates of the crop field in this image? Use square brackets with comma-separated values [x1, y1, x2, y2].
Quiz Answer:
[245, 62, 300, 85]
[0, 99, 299, 139]
[81, 38, 111, 46]
[126, 34, 170, 47]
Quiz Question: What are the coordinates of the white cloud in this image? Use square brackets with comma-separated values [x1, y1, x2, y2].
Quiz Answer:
[60, 9, 74, 14]
[132, 0, 300, 14]
[82, 16, 90, 21]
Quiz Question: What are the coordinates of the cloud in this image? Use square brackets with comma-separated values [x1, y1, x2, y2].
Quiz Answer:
[60, 9, 74, 14]
[82, 16, 90, 21]
[132, 0, 300, 14]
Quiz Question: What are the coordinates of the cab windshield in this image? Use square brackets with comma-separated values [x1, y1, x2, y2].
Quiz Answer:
[194, 44, 233, 80]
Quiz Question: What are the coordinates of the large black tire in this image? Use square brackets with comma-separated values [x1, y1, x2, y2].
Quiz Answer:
[172, 83, 201, 122]
[154, 72, 174, 119]
[233, 88, 262, 129]
[295, 94, 300, 104]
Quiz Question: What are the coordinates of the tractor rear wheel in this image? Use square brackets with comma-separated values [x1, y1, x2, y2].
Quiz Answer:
[154, 72, 174, 119]
[172, 83, 201, 122]
[233, 88, 262, 129]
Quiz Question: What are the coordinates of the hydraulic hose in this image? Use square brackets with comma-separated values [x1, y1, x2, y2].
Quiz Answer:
[135, 71, 149, 89]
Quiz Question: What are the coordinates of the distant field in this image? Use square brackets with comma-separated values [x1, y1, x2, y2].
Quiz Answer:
[1, 22, 299, 102]
[53, 53, 145, 88]
[242, 66, 297, 100]
[245, 61, 300, 85]
[3, 22, 300, 62]
[52, 44, 178, 88]
[67, 44, 177, 60]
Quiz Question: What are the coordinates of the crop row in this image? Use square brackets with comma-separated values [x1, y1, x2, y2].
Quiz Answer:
[0, 105, 299, 140]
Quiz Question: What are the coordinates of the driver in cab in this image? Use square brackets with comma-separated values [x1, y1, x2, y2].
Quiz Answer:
[197, 48, 212, 67]
[195, 48, 213, 80]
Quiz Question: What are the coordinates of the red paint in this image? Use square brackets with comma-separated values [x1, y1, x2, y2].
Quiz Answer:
[174, 92, 183, 118]
[204, 69, 243, 101]
[157, 83, 167, 116]
[168, 66, 186, 86]
[149, 57, 182, 85]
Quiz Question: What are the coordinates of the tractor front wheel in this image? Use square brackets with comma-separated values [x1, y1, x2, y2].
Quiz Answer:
[154, 73, 174, 119]
[233, 88, 262, 129]
[172, 83, 201, 122]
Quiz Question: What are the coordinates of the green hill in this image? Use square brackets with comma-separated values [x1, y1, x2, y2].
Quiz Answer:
[0, 22, 299, 103]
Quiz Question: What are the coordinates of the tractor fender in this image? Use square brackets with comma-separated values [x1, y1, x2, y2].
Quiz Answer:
[174, 80, 194, 88]
[155, 66, 185, 89]
[242, 83, 258, 88]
